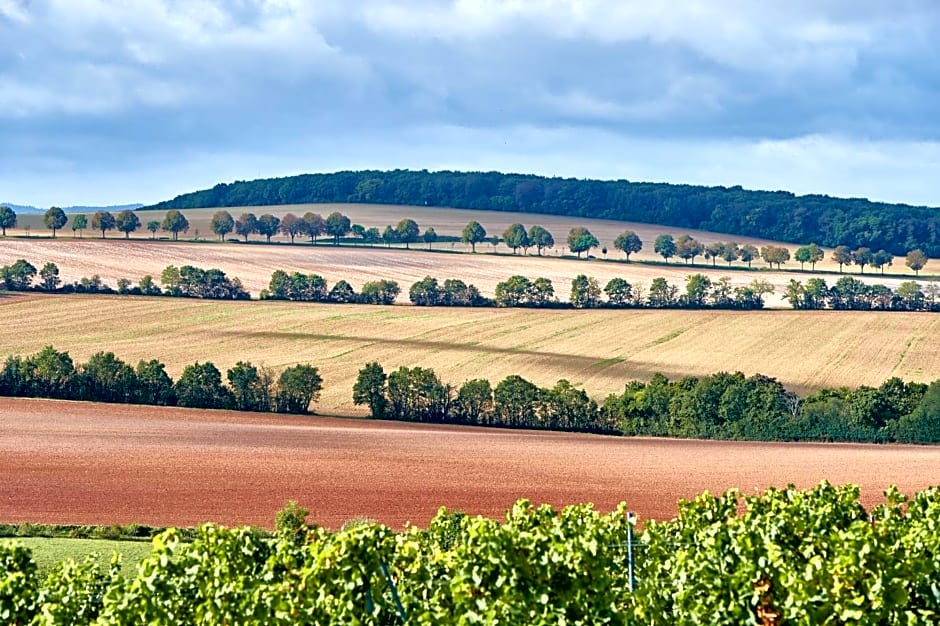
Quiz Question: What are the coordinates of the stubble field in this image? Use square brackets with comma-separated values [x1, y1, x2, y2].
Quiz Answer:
[2, 398, 939, 530]
[2, 294, 939, 413]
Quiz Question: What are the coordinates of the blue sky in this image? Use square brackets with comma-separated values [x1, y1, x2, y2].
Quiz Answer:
[3, 0, 940, 207]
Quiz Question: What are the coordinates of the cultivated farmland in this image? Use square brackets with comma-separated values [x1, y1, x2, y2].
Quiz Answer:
[2, 294, 939, 413]
[2, 397, 939, 530]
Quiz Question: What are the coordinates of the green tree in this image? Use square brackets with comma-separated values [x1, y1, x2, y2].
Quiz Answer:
[527, 225, 554, 256]
[494, 374, 540, 427]
[541, 379, 600, 431]
[0, 205, 16, 236]
[174, 361, 233, 409]
[453, 378, 494, 425]
[382, 225, 399, 247]
[906, 249, 928, 276]
[22, 346, 75, 398]
[71, 213, 87, 238]
[78, 351, 138, 403]
[684, 274, 712, 307]
[703, 241, 724, 267]
[648, 277, 678, 307]
[325, 211, 351, 244]
[274, 500, 310, 540]
[138, 275, 162, 296]
[360, 279, 400, 305]
[461, 220, 487, 252]
[279, 213, 302, 244]
[161, 210, 189, 241]
[276, 364, 323, 414]
[613, 230, 642, 260]
[227, 361, 267, 412]
[387, 366, 451, 422]
[738, 243, 758, 267]
[257, 214, 280, 243]
[570, 274, 601, 308]
[352, 362, 388, 418]
[853, 247, 873, 273]
[43, 206, 68, 238]
[604, 278, 633, 307]
[530, 277, 555, 306]
[1, 259, 37, 290]
[39, 262, 60, 291]
[749, 278, 775, 306]
[894, 381, 940, 443]
[566, 227, 598, 258]
[794, 244, 823, 271]
[872, 249, 894, 275]
[302, 212, 326, 243]
[160, 265, 181, 296]
[502, 223, 529, 254]
[396, 218, 420, 249]
[494, 275, 532, 307]
[675, 235, 704, 264]
[409, 276, 441, 306]
[328, 279, 357, 303]
[146, 220, 159, 239]
[135, 359, 175, 405]
[210, 210, 235, 241]
[832, 245, 853, 273]
[115, 209, 141, 239]
[91, 210, 115, 238]
[760, 245, 790, 269]
[422, 227, 438, 250]
[654, 234, 677, 262]
[235, 213, 258, 241]
[721, 242, 740, 265]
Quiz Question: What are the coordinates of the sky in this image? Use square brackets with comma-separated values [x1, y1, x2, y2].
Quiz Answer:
[3, 0, 940, 208]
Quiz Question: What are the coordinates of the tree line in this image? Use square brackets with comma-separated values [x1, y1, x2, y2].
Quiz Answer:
[142, 169, 940, 256]
[353, 363, 940, 444]
[0, 347, 322, 414]
[784, 277, 940, 311]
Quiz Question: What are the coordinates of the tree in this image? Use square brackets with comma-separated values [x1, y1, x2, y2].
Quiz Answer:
[704, 242, 724, 267]
[453, 379, 494, 425]
[210, 210, 235, 241]
[382, 225, 399, 247]
[0, 205, 15, 236]
[409, 276, 441, 306]
[257, 214, 281, 243]
[328, 279, 357, 303]
[396, 218, 420, 249]
[387, 366, 451, 422]
[114, 209, 141, 239]
[654, 234, 676, 262]
[684, 274, 712, 307]
[494, 275, 532, 307]
[77, 351, 138, 403]
[872, 249, 894, 275]
[227, 361, 266, 412]
[161, 210, 189, 241]
[43, 206, 68, 238]
[146, 220, 159, 239]
[174, 361, 232, 409]
[570, 274, 601, 308]
[461, 220, 487, 252]
[906, 249, 928, 276]
[494, 374, 540, 427]
[831, 245, 853, 273]
[567, 227, 598, 258]
[71, 214, 87, 238]
[721, 242, 740, 265]
[138, 275, 161, 295]
[91, 211, 115, 238]
[160, 265, 181, 295]
[648, 277, 678, 307]
[502, 223, 529, 254]
[276, 364, 323, 414]
[422, 227, 438, 250]
[228, 214, 256, 243]
[738, 244, 758, 268]
[530, 277, 555, 306]
[1, 259, 37, 290]
[352, 362, 388, 418]
[360, 279, 400, 305]
[613, 230, 642, 260]
[39, 262, 60, 291]
[675, 235, 704, 264]
[749, 279, 775, 306]
[325, 211, 351, 244]
[760, 245, 790, 269]
[528, 225, 554, 256]
[302, 212, 326, 243]
[135, 359, 174, 405]
[795, 244, 823, 270]
[604, 278, 633, 307]
[442, 278, 484, 306]
[365, 227, 381, 246]
[278, 213, 302, 243]
[852, 247, 873, 274]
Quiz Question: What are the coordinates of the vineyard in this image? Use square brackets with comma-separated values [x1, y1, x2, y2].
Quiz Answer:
[3, 482, 939, 624]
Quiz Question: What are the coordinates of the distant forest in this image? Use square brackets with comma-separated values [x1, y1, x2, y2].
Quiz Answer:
[145, 170, 940, 256]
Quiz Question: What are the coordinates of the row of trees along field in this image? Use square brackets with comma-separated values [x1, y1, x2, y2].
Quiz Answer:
[5, 482, 940, 623]
[145, 169, 940, 255]
[3, 204, 934, 276]
[0, 347, 323, 414]
[785, 277, 940, 311]
[354, 363, 940, 444]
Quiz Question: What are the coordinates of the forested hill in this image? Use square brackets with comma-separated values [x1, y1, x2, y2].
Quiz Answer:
[145, 170, 940, 255]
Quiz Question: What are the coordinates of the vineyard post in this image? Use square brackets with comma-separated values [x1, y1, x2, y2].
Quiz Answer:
[627, 511, 636, 593]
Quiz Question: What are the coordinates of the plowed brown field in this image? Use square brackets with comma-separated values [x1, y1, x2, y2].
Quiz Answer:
[2, 398, 938, 530]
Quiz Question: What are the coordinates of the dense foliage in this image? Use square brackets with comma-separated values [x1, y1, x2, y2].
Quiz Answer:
[3, 483, 940, 623]
[0, 347, 322, 415]
[144, 169, 940, 255]
[355, 363, 940, 444]
[785, 277, 940, 311]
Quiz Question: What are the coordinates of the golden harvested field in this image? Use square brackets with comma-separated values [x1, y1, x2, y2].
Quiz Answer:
[8, 202, 927, 278]
[3, 398, 940, 530]
[0, 237, 925, 310]
[2, 294, 939, 413]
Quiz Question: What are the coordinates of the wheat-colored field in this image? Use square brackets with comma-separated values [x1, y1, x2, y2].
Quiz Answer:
[7, 203, 924, 278]
[2, 294, 938, 414]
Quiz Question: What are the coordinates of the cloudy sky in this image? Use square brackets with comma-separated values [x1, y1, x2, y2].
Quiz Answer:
[3, 0, 940, 208]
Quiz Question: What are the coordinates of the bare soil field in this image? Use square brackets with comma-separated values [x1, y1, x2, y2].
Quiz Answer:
[0, 237, 925, 310]
[1, 398, 938, 530]
[2, 294, 939, 413]
[7, 203, 927, 287]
